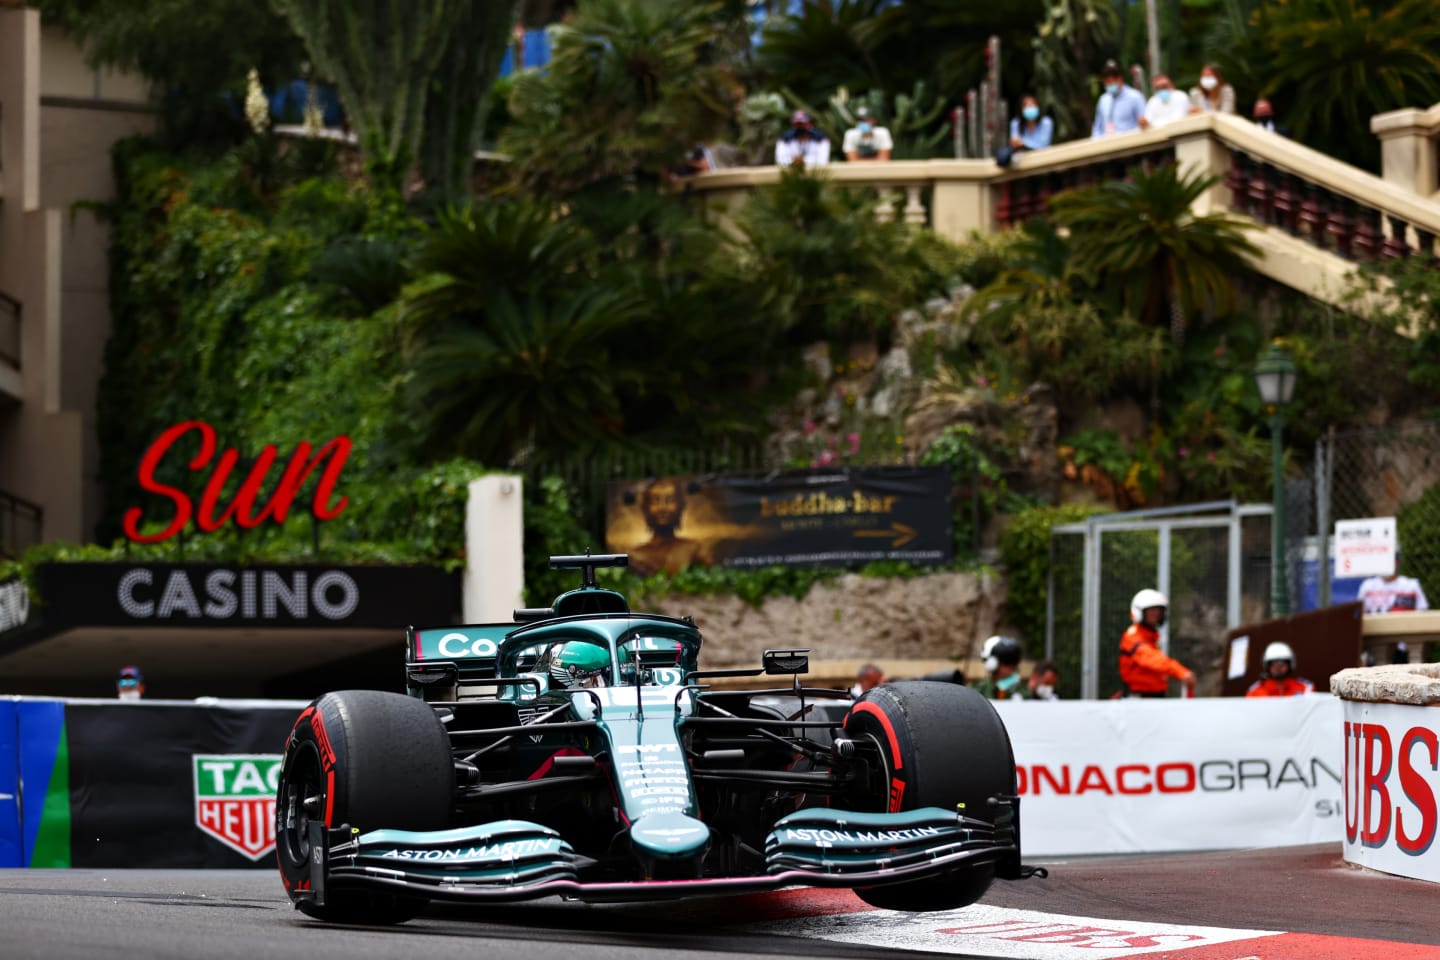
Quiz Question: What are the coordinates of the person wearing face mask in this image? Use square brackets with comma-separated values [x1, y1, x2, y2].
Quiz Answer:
[973, 635, 1027, 701]
[775, 109, 831, 167]
[1143, 74, 1190, 129]
[1092, 59, 1148, 138]
[1027, 659, 1061, 700]
[117, 664, 145, 701]
[842, 105, 892, 162]
[1189, 64, 1235, 115]
[997, 93, 1053, 167]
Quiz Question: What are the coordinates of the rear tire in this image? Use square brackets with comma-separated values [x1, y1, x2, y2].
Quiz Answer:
[276, 690, 453, 924]
[841, 681, 1017, 911]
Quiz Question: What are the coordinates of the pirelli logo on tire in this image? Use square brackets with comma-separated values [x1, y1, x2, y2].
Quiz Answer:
[194, 754, 281, 860]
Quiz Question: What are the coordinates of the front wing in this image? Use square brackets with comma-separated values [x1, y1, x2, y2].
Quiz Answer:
[295, 802, 1032, 908]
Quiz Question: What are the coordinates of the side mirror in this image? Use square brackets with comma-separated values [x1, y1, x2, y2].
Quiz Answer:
[762, 648, 809, 675]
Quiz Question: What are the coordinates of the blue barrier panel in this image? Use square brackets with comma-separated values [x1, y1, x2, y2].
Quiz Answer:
[0, 700, 19, 866]
[17, 699, 66, 866]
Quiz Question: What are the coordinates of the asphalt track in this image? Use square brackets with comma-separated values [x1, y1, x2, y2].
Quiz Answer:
[1, 844, 1437, 960]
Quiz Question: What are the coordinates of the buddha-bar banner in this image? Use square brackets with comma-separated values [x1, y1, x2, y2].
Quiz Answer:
[605, 466, 952, 575]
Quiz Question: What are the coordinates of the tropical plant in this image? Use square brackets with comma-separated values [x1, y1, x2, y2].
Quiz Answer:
[1238, 0, 1440, 170]
[737, 166, 958, 345]
[1049, 163, 1259, 344]
[961, 220, 1165, 409]
[34, 0, 305, 147]
[502, 0, 741, 196]
[418, 0, 523, 199]
[1029, 0, 1120, 142]
[804, 81, 952, 161]
[272, 0, 464, 187]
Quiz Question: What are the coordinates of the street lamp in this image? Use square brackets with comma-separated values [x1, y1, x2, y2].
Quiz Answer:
[1254, 341, 1297, 617]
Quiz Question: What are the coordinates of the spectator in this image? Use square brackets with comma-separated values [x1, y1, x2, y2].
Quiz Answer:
[1189, 64, 1236, 115]
[775, 110, 831, 167]
[851, 662, 886, 698]
[1092, 60, 1147, 138]
[973, 635, 1027, 701]
[674, 143, 715, 177]
[1118, 589, 1196, 697]
[842, 106, 893, 162]
[1252, 99, 1286, 135]
[1245, 642, 1315, 697]
[1390, 641, 1412, 665]
[997, 93, 1053, 167]
[1028, 659, 1060, 700]
[1144, 74, 1190, 129]
[1356, 556, 1430, 614]
[117, 664, 145, 701]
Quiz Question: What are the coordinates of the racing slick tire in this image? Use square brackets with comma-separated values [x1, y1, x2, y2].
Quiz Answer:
[276, 690, 454, 924]
[842, 681, 1017, 911]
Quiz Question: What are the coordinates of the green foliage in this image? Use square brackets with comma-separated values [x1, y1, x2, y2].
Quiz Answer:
[920, 424, 1017, 556]
[1236, 0, 1440, 170]
[503, 0, 740, 196]
[273, 0, 458, 187]
[1348, 256, 1440, 395]
[522, 475, 594, 606]
[632, 563, 844, 609]
[804, 81, 952, 161]
[999, 502, 1108, 647]
[417, 0, 520, 200]
[738, 167, 958, 344]
[35, 0, 304, 148]
[1029, 0, 1120, 143]
[1049, 164, 1260, 339]
[1398, 481, 1440, 613]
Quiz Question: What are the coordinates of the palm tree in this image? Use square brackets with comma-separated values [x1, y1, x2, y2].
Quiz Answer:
[1247, 0, 1440, 170]
[403, 287, 644, 465]
[503, 0, 740, 196]
[1049, 163, 1259, 345]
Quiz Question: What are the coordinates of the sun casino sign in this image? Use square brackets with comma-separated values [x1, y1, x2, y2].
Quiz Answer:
[123, 420, 352, 543]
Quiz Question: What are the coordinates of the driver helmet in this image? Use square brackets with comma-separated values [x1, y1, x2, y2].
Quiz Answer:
[981, 635, 1022, 672]
[1130, 589, 1168, 626]
[549, 641, 612, 689]
[1262, 641, 1296, 673]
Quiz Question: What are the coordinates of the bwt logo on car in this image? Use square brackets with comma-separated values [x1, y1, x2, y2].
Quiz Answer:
[194, 755, 282, 860]
[1344, 720, 1439, 854]
[117, 567, 359, 621]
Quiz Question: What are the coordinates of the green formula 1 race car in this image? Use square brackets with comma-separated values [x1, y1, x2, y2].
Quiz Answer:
[275, 554, 1042, 923]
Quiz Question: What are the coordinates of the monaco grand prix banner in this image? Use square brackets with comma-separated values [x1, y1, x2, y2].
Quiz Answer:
[992, 695, 1345, 856]
[1341, 700, 1440, 883]
[605, 467, 952, 575]
[0, 698, 302, 868]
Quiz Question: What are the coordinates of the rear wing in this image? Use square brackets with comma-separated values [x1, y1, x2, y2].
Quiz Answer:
[405, 624, 513, 701]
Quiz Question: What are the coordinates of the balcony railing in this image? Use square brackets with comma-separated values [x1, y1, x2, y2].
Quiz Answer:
[0, 488, 42, 560]
[684, 112, 1440, 311]
[0, 291, 18, 369]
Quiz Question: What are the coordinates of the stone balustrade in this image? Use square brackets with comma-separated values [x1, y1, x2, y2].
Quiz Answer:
[685, 110, 1440, 314]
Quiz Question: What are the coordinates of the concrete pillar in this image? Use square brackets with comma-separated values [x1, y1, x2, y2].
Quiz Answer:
[930, 180, 992, 242]
[1371, 106, 1440, 198]
[1174, 133, 1232, 216]
[463, 474, 524, 624]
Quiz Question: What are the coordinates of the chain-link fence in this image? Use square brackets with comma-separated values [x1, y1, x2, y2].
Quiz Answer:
[1049, 503, 1274, 699]
[1313, 422, 1440, 612]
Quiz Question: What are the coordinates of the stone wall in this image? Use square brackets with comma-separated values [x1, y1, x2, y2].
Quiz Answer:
[636, 568, 1007, 669]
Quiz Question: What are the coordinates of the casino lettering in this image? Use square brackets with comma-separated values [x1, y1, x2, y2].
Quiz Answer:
[116, 567, 360, 621]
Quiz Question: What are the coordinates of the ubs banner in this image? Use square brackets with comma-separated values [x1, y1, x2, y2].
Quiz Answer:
[1, 698, 303, 868]
[605, 467, 952, 575]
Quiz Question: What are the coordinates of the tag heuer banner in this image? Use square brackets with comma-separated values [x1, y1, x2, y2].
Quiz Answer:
[1, 698, 301, 867]
[605, 466, 953, 575]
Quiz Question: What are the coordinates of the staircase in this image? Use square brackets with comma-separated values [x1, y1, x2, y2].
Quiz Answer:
[687, 110, 1440, 317]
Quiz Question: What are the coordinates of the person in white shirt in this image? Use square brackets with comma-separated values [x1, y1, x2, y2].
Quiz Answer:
[1357, 558, 1430, 614]
[775, 109, 831, 167]
[842, 105, 892, 162]
[1144, 74, 1190, 129]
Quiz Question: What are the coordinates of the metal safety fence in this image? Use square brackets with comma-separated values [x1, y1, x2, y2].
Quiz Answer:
[1312, 421, 1440, 611]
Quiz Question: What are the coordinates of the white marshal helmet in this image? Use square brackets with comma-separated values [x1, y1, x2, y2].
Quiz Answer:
[1263, 641, 1297, 669]
[982, 635, 1023, 672]
[1129, 589, 1169, 625]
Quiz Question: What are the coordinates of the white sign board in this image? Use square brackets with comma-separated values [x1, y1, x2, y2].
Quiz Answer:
[1341, 700, 1440, 883]
[1334, 516, 1396, 578]
[994, 696, 1342, 856]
